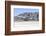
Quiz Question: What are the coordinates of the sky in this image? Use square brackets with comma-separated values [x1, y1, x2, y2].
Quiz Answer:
[14, 8, 39, 16]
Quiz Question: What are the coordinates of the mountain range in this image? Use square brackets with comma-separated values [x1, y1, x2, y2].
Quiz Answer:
[14, 12, 39, 22]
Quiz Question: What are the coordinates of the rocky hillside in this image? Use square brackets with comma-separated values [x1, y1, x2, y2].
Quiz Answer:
[14, 12, 39, 22]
